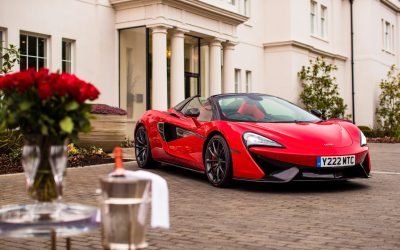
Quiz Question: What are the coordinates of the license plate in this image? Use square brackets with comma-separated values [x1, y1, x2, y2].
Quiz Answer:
[316, 155, 355, 168]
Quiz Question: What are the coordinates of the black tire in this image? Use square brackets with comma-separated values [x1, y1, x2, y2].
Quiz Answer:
[134, 125, 159, 168]
[204, 135, 233, 187]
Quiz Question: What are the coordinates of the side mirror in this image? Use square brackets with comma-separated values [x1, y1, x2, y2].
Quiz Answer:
[184, 108, 200, 117]
[311, 109, 322, 118]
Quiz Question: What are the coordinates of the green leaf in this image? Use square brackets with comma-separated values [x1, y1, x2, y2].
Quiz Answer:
[19, 101, 32, 111]
[65, 101, 79, 111]
[41, 125, 48, 135]
[59, 116, 74, 134]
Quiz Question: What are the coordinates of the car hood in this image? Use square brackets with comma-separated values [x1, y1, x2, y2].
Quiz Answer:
[237, 121, 353, 148]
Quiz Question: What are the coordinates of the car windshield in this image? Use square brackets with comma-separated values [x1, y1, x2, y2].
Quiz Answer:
[216, 94, 321, 123]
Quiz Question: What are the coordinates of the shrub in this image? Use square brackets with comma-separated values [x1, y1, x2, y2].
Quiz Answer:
[91, 104, 127, 115]
[376, 65, 400, 138]
[1, 44, 20, 75]
[358, 126, 373, 138]
[120, 137, 134, 148]
[298, 57, 350, 119]
[0, 130, 23, 154]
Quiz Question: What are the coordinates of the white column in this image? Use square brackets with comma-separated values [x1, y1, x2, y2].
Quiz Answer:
[209, 38, 223, 96]
[150, 25, 169, 110]
[222, 41, 236, 93]
[170, 28, 187, 106]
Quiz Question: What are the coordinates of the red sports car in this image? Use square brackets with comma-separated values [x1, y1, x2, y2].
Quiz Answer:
[134, 93, 371, 187]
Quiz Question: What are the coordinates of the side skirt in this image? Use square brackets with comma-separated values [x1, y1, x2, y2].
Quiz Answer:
[158, 161, 205, 175]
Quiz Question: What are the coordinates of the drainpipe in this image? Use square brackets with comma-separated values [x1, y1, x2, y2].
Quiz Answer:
[350, 0, 355, 124]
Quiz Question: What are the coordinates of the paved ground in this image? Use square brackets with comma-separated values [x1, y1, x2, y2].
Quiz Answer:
[0, 143, 399, 250]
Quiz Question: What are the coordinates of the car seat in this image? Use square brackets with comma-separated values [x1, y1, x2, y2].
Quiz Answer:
[237, 102, 265, 120]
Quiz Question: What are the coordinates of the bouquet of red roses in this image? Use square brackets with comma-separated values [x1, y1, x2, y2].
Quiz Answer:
[0, 68, 99, 140]
[0, 68, 100, 201]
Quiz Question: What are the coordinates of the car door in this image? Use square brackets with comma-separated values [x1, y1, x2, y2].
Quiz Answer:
[159, 97, 212, 170]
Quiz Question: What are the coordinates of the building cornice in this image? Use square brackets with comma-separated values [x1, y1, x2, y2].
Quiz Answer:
[109, 0, 248, 26]
[263, 40, 347, 61]
[380, 0, 400, 12]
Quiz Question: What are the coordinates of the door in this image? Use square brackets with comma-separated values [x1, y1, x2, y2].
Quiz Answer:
[162, 97, 212, 170]
[184, 35, 200, 98]
[185, 72, 200, 98]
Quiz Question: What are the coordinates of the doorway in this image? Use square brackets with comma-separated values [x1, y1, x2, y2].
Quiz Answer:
[184, 35, 200, 98]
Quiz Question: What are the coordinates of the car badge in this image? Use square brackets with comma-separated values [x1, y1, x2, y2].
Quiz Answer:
[324, 143, 334, 147]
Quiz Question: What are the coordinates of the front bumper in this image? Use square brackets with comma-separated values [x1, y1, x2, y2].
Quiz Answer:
[249, 154, 370, 182]
[235, 146, 371, 183]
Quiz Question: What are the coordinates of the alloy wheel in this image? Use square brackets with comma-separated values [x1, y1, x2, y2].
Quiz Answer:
[205, 135, 232, 187]
[135, 126, 149, 166]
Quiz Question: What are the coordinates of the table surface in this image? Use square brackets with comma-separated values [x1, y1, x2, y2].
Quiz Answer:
[0, 202, 99, 238]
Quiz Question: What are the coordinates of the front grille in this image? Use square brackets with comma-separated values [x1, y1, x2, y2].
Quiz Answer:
[251, 153, 369, 180]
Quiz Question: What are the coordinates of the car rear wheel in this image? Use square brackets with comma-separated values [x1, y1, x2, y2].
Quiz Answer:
[135, 125, 159, 168]
[204, 135, 232, 187]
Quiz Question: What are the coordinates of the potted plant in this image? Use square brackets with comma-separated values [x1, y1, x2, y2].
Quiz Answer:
[78, 104, 127, 152]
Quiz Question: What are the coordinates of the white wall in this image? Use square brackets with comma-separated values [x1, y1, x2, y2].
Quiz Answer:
[0, 0, 117, 106]
[353, 0, 399, 127]
[248, 0, 351, 110]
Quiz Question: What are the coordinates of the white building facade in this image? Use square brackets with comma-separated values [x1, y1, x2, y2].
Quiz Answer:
[1, 0, 399, 128]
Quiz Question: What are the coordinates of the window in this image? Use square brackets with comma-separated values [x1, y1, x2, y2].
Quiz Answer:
[310, 1, 328, 39]
[244, 0, 250, 17]
[234, 69, 241, 93]
[20, 34, 47, 70]
[320, 5, 327, 38]
[181, 97, 212, 122]
[310, 1, 317, 35]
[62, 39, 73, 73]
[119, 27, 147, 121]
[382, 19, 394, 52]
[245, 70, 251, 93]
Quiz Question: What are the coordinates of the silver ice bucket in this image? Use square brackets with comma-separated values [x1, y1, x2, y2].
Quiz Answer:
[100, 175, 151, 250]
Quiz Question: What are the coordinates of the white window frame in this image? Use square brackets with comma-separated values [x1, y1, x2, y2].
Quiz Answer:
[62, 39, 74, 73]
[320, 5, 327, 38]
[382, 19, 395, 53]
[310, 1, 317, 35]
[244, 0, 251, 17]
[234, 68, 241, 93]
[245, 70, 252, 93]
[20, 32, 48, 70]
[310, 1, 328, 40]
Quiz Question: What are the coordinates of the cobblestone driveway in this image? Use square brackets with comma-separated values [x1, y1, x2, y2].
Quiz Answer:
[0, 143, 399, 250]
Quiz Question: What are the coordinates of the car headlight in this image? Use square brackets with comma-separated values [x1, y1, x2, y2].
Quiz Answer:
[360, 130, 367, 146]
[243, 132, 285, 148]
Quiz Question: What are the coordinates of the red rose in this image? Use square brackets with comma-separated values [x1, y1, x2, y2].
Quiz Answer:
[87, 84, 100, 100]
[15, 69, 35, 93]
[51, 73, 68, 96]
[0, 74, 11, 89]
[35, 68, 49, 84]
[38, 81, 53, 100]
[64, 74, 80, 99]
[77, 82, 90, 103]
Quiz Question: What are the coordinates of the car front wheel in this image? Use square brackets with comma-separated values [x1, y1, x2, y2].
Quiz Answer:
[135, 125, 159, 168]
[204, 135, 233, 187]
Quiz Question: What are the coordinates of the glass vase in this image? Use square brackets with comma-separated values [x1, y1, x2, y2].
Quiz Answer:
[22, 135, 68, 202]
